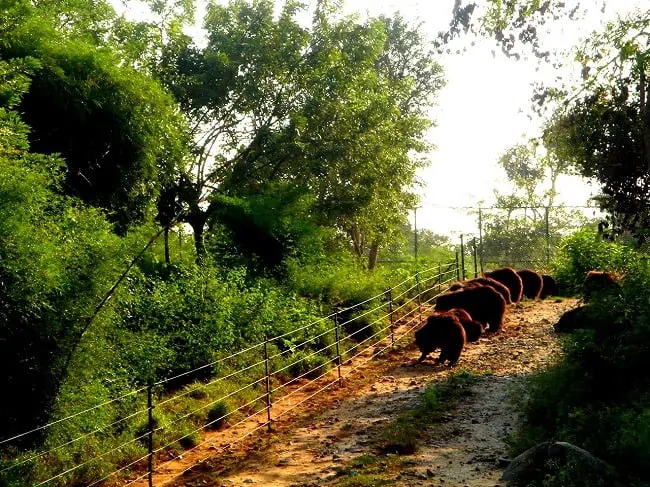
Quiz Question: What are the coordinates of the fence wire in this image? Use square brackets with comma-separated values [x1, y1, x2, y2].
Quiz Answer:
[1, 262, 458, 487]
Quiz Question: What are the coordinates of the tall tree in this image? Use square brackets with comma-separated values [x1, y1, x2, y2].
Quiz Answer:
[542, 9, 650, 243]
[157, 1, 444, 267]
[480, 138, 585, 267]
[1, 0, 190, 232]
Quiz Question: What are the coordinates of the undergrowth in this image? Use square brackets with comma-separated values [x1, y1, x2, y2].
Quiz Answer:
[509, 230, 650, 486]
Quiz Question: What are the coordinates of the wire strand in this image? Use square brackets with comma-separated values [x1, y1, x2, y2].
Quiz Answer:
[154, 341, 266, 387]
[153, 392, 268, 456]
[86, 453, 150, 487]
[157, 358, 267, 407]
[338, 300, 388, 327]
[0, 406, 149, 474]
[156, 408, 271, 486]
[161, 377, 267, 430]
[269, 312, 337, 342]
[34, 431, 150, 486]
[270, 341, 338, 377]
[267, 324, 337, 361]
[270, 355, 340, 394]
[0, 387, 147, 446]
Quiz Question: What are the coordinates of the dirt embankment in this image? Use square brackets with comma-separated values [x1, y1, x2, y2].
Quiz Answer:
[159, 298, 575, 487]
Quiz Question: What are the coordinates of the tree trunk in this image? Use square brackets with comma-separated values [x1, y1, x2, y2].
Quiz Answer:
[187, 210, 208, 264]
[641, 63, 650, 172]
[348, 224, 364, 258]
[367, 242, 380, 271]
[164, 227, 170, 265]
[192, 224, 205, 263]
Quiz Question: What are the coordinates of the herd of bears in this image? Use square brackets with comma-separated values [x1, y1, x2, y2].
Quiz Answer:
[413, 268, 616, 367]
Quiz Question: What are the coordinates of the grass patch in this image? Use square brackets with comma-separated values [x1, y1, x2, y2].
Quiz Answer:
[206, 400, 230, 430]
[379, 370, 477, 454]
[333, 454, 403, 486]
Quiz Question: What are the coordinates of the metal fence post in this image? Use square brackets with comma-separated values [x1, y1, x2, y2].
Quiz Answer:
[387, 288, 394, 347]
[545, 206, 551, 269]
[263, 340, 272, 431]
[473, 238, 478, 278]
[414, 207, 419, 273]
[416, 271, 422, 322]
[334, 311, 342, 384]
[460, 234, 465, 280]
[478, 207, 484, 274]
[147, 384, 154, 487]
[438, 262, 442, 293]
[455, 252, 460, 280]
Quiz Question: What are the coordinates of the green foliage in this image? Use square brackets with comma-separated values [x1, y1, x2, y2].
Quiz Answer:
[549, 88, 650, 243]
[2, 0, 190, 231]
[0, 147, 129, 439]
[480, 137, 591, 270]
[206, 401, 230, 430]
[383, 225, 455, 269]
[178, 430, 199, 449]
[538, 9, 650, 245]
[286, 253, 409, 305]
[275, 350, 332, 382]
[512, 231, 650, 485]
[157, 0, 443, 264]
[551, 229, 635, 294]
[205, 188, 329, 273]
[481, 206, 591, 271]
[342, 306, 388, 343]
[112, 265, 326, 386]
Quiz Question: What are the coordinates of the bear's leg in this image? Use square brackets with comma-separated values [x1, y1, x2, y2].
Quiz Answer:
[417, 352, 429, 363]
[447, 347, 462, 367]
[488, 317, 503, 333]
[435, 349, 448, 365]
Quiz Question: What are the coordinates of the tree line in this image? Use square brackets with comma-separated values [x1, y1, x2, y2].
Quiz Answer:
[0, 0, 448, 453]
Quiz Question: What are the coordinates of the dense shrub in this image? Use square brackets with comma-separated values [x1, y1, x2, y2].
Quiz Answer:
[511, 230, 650, 485]
[206, 401, 230, 430]
[551, 229, 636, 295]
[0, 154, 128, 441]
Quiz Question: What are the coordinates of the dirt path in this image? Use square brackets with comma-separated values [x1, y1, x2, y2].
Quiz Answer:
[163, 298, 576, 487]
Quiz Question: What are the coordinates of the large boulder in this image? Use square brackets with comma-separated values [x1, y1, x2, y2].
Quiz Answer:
[501, 442, 617, 485]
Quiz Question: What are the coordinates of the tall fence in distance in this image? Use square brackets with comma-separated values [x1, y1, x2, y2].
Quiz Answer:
[414, 204, 606, 274]
[0, 262, 459, 487]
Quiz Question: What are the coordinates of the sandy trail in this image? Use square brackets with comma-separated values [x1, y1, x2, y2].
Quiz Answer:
[153, 298, 575, 487]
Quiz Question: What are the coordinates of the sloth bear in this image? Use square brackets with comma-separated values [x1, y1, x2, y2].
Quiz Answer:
[448, 282, 465, 292]
[584, 271, 620, 301]
[540, 274, 559, 299]
[484, 267, 524, 303]
[517, 269, 544, 300]
[415, 313, 467, 366]
[435, 286, 506, 333]
[445, 308, 484, 342]
[448, 277, 512, 304]
[467, 277, 512, 304]
[554, 305, 592, 333]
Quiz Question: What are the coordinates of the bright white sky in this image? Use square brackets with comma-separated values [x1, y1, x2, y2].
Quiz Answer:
[331, 0, 645, 237]
[116, 0, 645, 237]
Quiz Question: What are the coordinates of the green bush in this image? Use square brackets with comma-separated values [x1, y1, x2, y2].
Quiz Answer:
[342, 305, 388, 342]
[206, 401, 230, 430]
[551, 229, 635, 295]
[512, 230, 650, 485]
[276, 350, 332, 382]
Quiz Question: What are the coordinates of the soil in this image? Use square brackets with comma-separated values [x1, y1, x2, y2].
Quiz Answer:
[135, 298, 576, 487]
